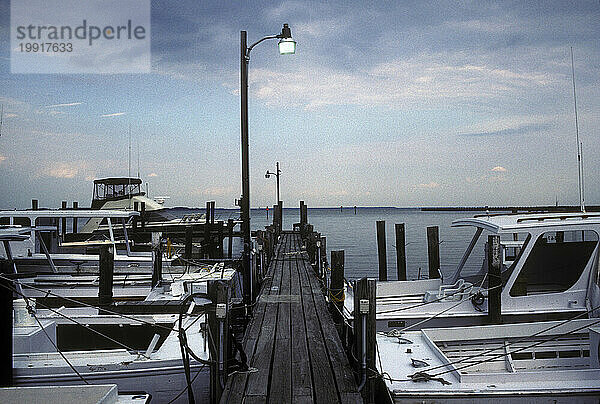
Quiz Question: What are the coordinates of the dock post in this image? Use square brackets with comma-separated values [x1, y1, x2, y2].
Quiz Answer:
[376, 220, 387, 281]
[395, 223, 407, 281]
[320, 236, 327, 278]
[61, 201, 67, 236]
[210, 201, 216, 224]
[488, 235, 502, 324]
[205, 201, 211, 258]
[427, 226, 440, 279]
[330, 250, 345, 324]
[140, 202, 145, 228]
[151, 233, 162, 288]
[133, 202, 139, 230]
[98, 245, 114, 310]
[217, 220, 224, 258]
[72, 201, 78, 233]
[31, 199, 38, 210]
[208, 280, 230, 404]
[299, 201, 306, 225]
[273, 204, 280, 238]
[0, 260, 13, 387]
[185, 226, 193, 259]
[354, 277, 376, 403]
[277, 201, 283, 233]
[227, 219, 234, 259]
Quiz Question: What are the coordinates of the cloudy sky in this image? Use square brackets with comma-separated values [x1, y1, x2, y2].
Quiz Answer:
[0, 0, 599, 209]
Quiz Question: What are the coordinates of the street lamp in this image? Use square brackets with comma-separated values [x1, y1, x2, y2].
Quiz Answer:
[240, 24, 295, 306]
[265, 162, 281, 204]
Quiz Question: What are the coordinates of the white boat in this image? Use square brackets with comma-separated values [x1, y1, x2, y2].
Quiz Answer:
[0, 209, 194, 274]
[0, 384, 150, 403]
[345, 212, 600, 331]
[377, 318, 600, 403]
[10, 268, 242, 403]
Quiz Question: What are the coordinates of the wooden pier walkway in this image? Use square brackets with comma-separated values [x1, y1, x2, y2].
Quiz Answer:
[220, 231, 362, 404]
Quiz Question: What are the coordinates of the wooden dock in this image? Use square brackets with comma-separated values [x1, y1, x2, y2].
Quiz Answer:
[220, 231, 362, 403]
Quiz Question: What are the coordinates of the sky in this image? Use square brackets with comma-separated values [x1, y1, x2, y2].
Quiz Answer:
[0, 0, 599, 209]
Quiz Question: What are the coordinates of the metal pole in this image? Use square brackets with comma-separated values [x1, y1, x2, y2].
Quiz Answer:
[276, 161, 280, 204]
[240, 31, 251, 305]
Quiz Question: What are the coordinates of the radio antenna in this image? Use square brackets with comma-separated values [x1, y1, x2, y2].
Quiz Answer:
[570, 47, 585, 212]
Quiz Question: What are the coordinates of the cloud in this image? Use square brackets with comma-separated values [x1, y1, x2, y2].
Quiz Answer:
[460, 123, 551, 137]
[244, 51, 563, 110]
[46, 163, 79, 178]
[417, 182, 440, 189]
[148, 172, 158, 177]
[101, 112, 126, 117]
[198, 186, 233, 197]
[491, 166, 507, 172]
[45, 102, 83, 108]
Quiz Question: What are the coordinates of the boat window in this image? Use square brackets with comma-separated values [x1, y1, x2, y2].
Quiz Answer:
[0, 217, 30, 226]
[510, 230, 598, 296]
[501, 233, 531, 286]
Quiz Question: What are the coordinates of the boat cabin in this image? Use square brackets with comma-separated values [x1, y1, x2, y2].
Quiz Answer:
[92, 177, 144, 209]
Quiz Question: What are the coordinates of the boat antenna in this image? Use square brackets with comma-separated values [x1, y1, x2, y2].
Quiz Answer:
[570, 47, 585, 213]
[581, 141, 585, 209]
[0, 104, 3, 137]
[128, 124, 132, 206]
[137, 138, 140, 179]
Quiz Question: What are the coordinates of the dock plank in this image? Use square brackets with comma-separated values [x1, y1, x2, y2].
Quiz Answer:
[220, 232, 360, 404]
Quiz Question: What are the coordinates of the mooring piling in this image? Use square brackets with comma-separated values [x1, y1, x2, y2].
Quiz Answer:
[488, 235, 502, 324]
[376, 220, 387, 281]
[395, 223, 407, 281]
[98, 245, 114, 310]
[427, 225, 440, 279]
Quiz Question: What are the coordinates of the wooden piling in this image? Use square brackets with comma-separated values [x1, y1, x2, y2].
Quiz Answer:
[395, 223, 407, 281]
[376, 220, 387, 281]
[300, 201, 307, 225]
[488, 235, 502, 324]
[208, 280, 230, 404]
[61, 201, 67, 236]
[72, 201, 78, 233]
[273, 204, 280, 235]
[277, 201, 283, 233]
[353, 277, 376, 403]
[133, 201, 139, 229]
[140, 202, 145, 228]
[0, 260, 13, 387]
[205, 201, 211, 258]
[185, 226, 193, 259]
[151, 233, 162, 288]
[217, 220, 224, 258]
[330, 250, 345, 324]
[31, 199, 38, 210]
[427, 226, 440, 279]
[227, 218, 234, 259]
[98, 245, 114, 308]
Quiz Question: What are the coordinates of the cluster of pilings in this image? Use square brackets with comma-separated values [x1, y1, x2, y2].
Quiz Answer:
[375, 220, 442, 281]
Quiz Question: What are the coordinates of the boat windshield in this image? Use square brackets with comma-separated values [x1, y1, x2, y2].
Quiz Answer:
[93, 180, 142, 201]
[510, 230, 599, 296]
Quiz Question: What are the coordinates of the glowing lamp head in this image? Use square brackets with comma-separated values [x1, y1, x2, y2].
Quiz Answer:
[278, 38, 296, 55]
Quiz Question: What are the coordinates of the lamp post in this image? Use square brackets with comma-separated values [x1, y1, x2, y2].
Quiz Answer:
[265, 161, 281, 205]
[240, 24, 295, 306]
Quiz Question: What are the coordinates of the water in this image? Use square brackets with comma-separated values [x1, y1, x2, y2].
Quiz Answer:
[250, 207, 486, 281]
[165, 206, 487, 281]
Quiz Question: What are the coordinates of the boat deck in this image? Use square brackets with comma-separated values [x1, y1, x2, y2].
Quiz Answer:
[220, 232, 362, 403]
